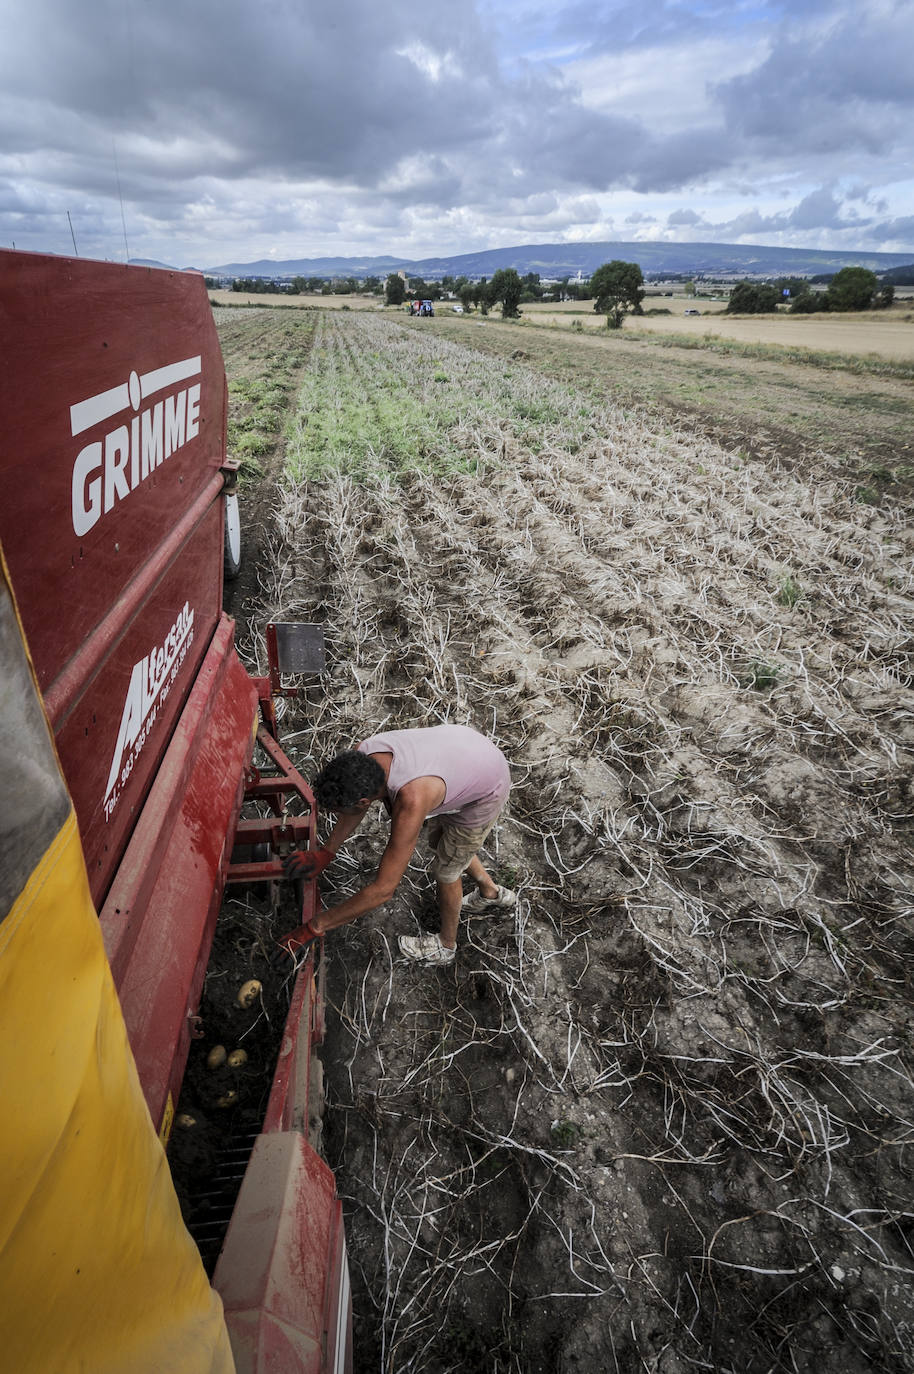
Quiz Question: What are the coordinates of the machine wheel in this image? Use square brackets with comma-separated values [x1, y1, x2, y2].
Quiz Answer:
[223, 490, 242, 580]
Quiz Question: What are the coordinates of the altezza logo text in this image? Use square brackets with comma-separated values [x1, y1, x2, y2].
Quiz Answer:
[70, 357, 202, 537]
[103, 602, 195, 816]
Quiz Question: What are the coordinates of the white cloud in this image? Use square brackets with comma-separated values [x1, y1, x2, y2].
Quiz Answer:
[396, 42, 464, 83]
[0, 0, 910, 264]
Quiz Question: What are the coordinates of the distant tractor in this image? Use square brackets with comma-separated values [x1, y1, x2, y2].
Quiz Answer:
[408, 299, 435, 317]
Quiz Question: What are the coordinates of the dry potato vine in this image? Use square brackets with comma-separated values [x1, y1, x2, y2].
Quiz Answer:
[240, 309, 913, 1374]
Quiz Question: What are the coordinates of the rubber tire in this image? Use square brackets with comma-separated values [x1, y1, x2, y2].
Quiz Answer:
[228, 841, 272, 865]
[223, 490, 242, 580]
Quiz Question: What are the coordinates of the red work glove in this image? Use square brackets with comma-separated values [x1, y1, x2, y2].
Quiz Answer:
[275, 920, 323, 962]
[283, 846, 334, 881]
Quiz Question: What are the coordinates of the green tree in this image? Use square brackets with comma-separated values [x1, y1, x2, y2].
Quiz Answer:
[292, 276, 326, 294]
[726, 282, 781, 314]
[772, 277, 809, 301]
[489, 268, 523, 318]
[458, 284, 475, 313]
[789, 289, 823, 314]
[385, 273, 406, 306]
[590, 260, 645, 329]
[823, 267, 878, 311]
[474, 277, 490, 315]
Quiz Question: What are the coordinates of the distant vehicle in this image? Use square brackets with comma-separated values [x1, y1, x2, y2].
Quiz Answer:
[684, 308, 700, 315]
[452, 305, 464, 314]
[408, 299, 435, 316]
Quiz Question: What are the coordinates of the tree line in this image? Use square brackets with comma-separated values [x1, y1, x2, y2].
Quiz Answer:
[725, 268, 895, 315]
[386, 261, 644, 325]
[384, 270, 593, 312]
[209, 259, 902, 326]
[209, 275, 385, 295]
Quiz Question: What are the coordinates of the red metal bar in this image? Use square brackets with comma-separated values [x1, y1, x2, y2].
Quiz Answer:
[224, 726, 318, 932]
[232, 819, 312, 843]
[263, 954, 317, 1136]
[265, 622, 283, 699]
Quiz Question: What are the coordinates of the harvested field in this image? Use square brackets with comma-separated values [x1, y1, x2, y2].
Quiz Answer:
[419, 314, 914, 500]
[522, 302, 914, 363]
[208, 289, 379, 310]
[217, 308, 914, 1373]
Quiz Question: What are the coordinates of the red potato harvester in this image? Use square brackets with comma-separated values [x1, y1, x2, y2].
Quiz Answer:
[0, 249, 351, 1374]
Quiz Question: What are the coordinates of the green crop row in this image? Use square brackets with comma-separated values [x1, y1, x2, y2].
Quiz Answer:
[226, 321, 317, 478]
[284, 313, 604, 480]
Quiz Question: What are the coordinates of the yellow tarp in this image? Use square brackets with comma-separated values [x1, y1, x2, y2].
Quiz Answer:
[0, 564, 234, 1373]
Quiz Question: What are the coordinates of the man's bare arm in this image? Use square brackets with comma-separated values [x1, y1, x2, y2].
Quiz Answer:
[315, 796, 430, 932]
[323, 806, 370, 854]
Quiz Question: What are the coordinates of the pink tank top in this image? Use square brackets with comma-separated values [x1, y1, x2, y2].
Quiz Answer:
[357, 725, 510, 826]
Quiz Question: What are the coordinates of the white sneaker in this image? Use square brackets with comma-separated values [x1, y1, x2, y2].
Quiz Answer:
[462, 885, 516, 913]
[398, 933, 456, 965]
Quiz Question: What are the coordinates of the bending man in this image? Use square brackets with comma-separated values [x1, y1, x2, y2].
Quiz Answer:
[283, 723, 514, 966]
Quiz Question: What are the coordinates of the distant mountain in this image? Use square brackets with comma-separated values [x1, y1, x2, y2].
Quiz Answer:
[128, 257, 202, 271]
[880, 263, 914, 285]
[206, 254, 403, 277]
[201, 239, 914, 281]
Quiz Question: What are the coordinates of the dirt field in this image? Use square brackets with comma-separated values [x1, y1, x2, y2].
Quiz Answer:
[522, 301, 914, 362]
[212, 308, 914, 1373]
[208, 288, 381, 310]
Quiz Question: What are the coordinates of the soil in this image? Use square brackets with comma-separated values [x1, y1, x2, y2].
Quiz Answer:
[184, 307, 914, 1372]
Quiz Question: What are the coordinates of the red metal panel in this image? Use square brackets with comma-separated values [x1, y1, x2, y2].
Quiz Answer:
[99, 614, 259, 1129]
[59, 498, 222, 903]
[0, 249, 227, 903]
[214, 935, 352, 1373]
[262, 955, 317, 1137]
[214, 1133, 350, 1374]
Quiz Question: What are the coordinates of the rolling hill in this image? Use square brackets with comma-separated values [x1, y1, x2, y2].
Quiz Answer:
[201, 239, 914, 281]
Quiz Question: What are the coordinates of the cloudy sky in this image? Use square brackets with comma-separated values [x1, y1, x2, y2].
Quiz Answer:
[1, 0, 912, 268]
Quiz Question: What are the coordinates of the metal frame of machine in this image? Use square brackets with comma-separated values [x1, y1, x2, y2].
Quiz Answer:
[0, 249, 351, 1372]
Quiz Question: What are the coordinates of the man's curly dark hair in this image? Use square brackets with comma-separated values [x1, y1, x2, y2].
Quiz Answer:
[312, 750, 386, 810]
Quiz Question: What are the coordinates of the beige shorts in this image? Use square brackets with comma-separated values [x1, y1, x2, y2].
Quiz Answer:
[427, 815, 498, 884]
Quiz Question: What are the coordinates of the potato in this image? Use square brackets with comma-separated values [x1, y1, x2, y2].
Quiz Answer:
[206, 1044, 227, 1070]
[236, 979, 262, 1008]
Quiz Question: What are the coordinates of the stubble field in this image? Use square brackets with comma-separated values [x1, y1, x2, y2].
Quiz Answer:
[216, 306, 914, 1373]
[521, 301, 914, 362]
